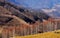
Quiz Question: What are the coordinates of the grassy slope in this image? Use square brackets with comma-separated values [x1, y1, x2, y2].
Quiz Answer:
[15, 30, 60, 38]
[0, 6, 12, 15]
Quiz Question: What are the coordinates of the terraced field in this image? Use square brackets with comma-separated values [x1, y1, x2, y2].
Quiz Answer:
[15, 30, 60, 38]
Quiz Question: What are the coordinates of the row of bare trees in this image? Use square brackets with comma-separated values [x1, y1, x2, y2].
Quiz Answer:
[0, 19, 60, 38]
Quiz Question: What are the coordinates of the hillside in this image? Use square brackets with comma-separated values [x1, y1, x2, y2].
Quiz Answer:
[0, 0, 50, 22]
[0, 0, 60, 38]
[0, 6, 12, 15]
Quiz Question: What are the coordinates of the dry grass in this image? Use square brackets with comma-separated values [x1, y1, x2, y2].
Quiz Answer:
[15, 30, 60, 38]
[0, 6, 12, 15]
